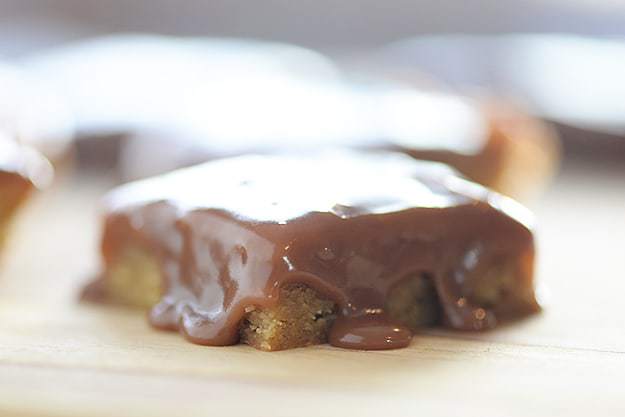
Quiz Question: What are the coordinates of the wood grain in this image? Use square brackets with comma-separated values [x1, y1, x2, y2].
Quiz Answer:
[0, 164, 624, 417]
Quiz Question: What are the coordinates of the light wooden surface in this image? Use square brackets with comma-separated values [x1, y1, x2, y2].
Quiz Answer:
[0, 162, 624, 417]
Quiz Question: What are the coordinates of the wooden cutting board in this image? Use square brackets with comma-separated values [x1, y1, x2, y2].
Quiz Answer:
[1, 164, 624, 417]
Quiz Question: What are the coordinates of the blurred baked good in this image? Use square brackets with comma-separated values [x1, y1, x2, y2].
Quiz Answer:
[23, 34, 558, 198]
[0, 133, 53, 253]
[118, 86, 558, 200]
[364, 34, 624, 158]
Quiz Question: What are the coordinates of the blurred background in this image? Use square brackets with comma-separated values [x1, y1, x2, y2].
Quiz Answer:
[1, 3, 625, 415]
[2, 0, 625, 53]
[3, 0, 625, 164]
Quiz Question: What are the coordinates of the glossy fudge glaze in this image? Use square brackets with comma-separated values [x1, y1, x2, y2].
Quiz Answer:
[85, 151, 540, 350]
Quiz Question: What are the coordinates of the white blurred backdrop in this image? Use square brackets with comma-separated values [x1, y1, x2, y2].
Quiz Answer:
[2, 0, 625, 56]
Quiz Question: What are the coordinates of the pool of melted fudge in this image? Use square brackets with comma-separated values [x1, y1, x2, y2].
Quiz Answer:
[84, 151, 540, 350]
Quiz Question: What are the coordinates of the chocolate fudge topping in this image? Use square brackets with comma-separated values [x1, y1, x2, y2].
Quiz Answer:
[86, 151, 539, 350]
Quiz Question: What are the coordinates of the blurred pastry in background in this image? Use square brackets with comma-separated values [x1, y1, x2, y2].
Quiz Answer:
[21, 33, 339, 129]
[363, 33, 625, 159]
[0, 133, 53, 254]
[83, 151, 539, 351]
[384, 96, 559, 200]
[0, 62, 74, 166]
[118, 83, 557, 200]
[19, 33, 339, 169]
[21, 34, 558, 199]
